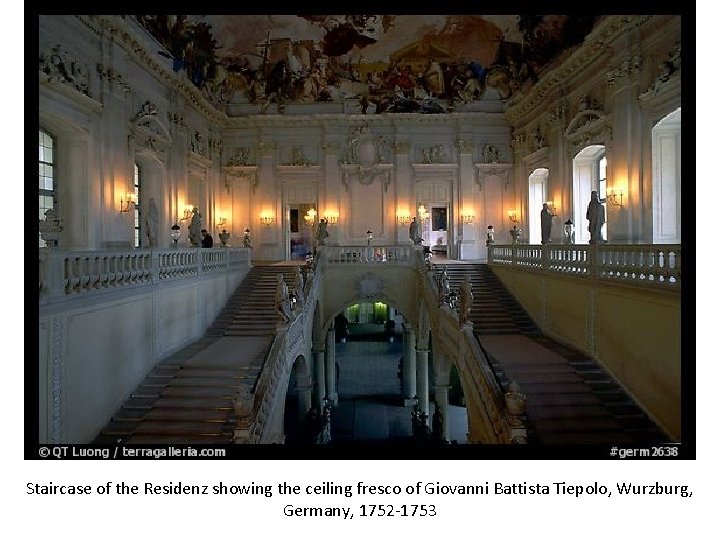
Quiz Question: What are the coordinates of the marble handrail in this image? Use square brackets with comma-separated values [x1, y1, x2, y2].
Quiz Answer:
[321, 244, 423, 265]
[39, 247, 251, 302]
[489, 244, 681, 288]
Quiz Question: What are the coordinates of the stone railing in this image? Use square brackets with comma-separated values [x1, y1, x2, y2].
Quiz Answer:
[321, 244, 423, 265]
[39, 247, 251, 303]
[419, 259, 520, 444]
[239, 260, 321, 444]
[489, 244, 681, 289]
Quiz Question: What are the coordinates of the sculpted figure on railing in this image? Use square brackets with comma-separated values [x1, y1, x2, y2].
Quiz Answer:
[586, 191, 606, 244]
[145, 197, 159, 248]
[293, 266, 305, 307]
[188, 207, 202, 247]
[275, 273, 293, 324]
[409, 217, 423, 245]
[459, 275, 474, 326]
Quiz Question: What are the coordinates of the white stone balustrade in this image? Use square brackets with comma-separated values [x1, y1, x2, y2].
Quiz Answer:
[322, 244, 422, 265]
[489, 244, 681, 288]
[39, 247, 251, 303]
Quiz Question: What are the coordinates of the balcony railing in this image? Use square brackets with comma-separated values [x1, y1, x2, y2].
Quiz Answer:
[321, 244, 423, 265]
[39, 247, 251, 303]
[489, 244, 681, 289]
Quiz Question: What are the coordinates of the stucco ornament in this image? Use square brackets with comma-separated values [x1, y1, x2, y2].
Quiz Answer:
[341, 126, 393, 189]
[355, 272, 384, 298]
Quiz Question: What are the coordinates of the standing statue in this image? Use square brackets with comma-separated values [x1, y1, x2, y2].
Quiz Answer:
[188, 207, 202, 247]
[439, 268, 451, 302]
[316, 218, 329, 247]
[275, 273, 292, 324]
[510, 225, 521, 245]
[409, 217, 422, 245]
[144, 197, 159, 248]
[39, 208, 63, 247]
[540, 203, 552, 245]
[219, 229, 230, 246]
[242, 228, 252, 248]
[459, 275, 474, 325]
[586, 190, 606, 244]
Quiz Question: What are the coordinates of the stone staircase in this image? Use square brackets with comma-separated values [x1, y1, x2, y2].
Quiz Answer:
[94, 263, 298, 444]
[432, 262, 668, 445]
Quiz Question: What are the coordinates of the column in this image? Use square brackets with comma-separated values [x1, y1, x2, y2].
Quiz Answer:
[433, 384, 451, 442]
[312, 349, 326, 410]
[296, 382, 313, 424]
[402, 328, 417, 406]
[416, 348, 430, 421]
[325, 328, 338, 405]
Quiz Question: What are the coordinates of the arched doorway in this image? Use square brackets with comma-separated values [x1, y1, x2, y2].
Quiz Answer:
[652, 108, 681, 244]
[572, 145, 606, 244]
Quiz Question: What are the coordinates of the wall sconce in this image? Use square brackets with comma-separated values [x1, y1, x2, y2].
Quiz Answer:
[217, 217, 227, 227]
[366, 230, 373, 246]
[260, 215, 275, 226]
[396, 214, 411, 224]
[608, 189, 624, 208]
[118, 193, 135, 213]
[324, 214, 339, 224]
[461, 213, 475, 224]
[508, 210, 519, 224]
[180, 205, 194, 221]
[544, 201, 558, 217]
[304, 208, 317, 225]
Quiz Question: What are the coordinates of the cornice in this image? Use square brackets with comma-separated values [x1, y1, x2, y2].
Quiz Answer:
[505, 15, 653, 124]
[79, 15, 228, 127]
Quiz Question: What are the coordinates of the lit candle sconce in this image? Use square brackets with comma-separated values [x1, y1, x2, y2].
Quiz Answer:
[118, 193, 135, 213]
[260, 212, 275, 226]
[217, 216, 227, 227]
[304, 208, 317, 225]
[508, 210, 520, 224]
[607, 188, 624, 208]
[324, 213, 339, 224]
[544, 201, 558, 217]
[396, 213, 411, 224]
[179, 205, 194, 221]
[461, 212, 475, 224]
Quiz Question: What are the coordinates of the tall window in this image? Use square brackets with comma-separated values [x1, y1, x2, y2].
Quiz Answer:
[39, 130, 56, 247]
[598, 154, 607, 241]
[134, 164, 141, 248]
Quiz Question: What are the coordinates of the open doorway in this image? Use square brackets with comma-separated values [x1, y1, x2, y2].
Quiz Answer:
[572, 145, 606, 244]
[285, 203, 315, 260]
[528, 168, 548, 244]
[652, 107, 681, 244]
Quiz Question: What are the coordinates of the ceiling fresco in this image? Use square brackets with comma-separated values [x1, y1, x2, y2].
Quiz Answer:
[137, 14, 598, 114]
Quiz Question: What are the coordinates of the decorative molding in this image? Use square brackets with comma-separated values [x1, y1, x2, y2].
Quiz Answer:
[282, 146, 315, 166]
[418, 144, 448, 164]
[505, 15, 653, 123]
[257, 141, 277, 157]
[96, 63, 131, 92]
[393, 140, 412, 154]
[39, 43, 91, 97]
[129, 100, 172, 157]
[341, 126, 394, 191]
[640, 41, 681, 97]
[322, 140, 341, 154]
[564, 106, 612, 158]
[480, 144, 502, 164]
[456, 138, 475, 154]
[474, 163, 513, 191]
[223, 166, 259, 192]
[356, 272, 384, 299]
[522, 147, 550, 175]
[605, 55, 643, 86]
[189, 130, 210, 159]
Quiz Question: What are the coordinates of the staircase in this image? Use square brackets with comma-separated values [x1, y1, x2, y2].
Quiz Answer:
[94, 263, 299, 444]
[432, 262, 668, 445]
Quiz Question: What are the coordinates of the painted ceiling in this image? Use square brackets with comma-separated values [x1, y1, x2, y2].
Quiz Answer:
[137, 15, 598, 113]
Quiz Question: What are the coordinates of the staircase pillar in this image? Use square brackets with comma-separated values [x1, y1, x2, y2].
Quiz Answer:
[416, 348, 430, 422]
[402, 328, 417, 405]
[433, 384, 451, 442]
[312, 348, 326, 410]
[325, 328, 338, 405]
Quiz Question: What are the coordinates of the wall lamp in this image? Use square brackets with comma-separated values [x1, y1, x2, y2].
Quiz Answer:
[417, 203, 430, 221]
[260, 215, 275, 226]
[461, 213, 475, 224]
[608, 189, 624, 208]
[118, 193, 135, 213]
[304, 208, 317, 225]
[396, 214, 411, 224]
[324, 214, 339, 224]
[508, 210, 520, 224]
[217, 217, 227, 227]
[180, 205, 194, 221]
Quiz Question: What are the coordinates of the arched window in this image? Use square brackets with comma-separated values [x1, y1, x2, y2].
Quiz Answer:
[652, 108, 681, 244]
[572, 145, 606, 244]
[134, 163, 141, 248]
[39, 129, 56, 247]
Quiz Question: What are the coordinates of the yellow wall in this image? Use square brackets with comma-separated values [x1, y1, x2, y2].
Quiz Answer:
[491, 267, 681, 440]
